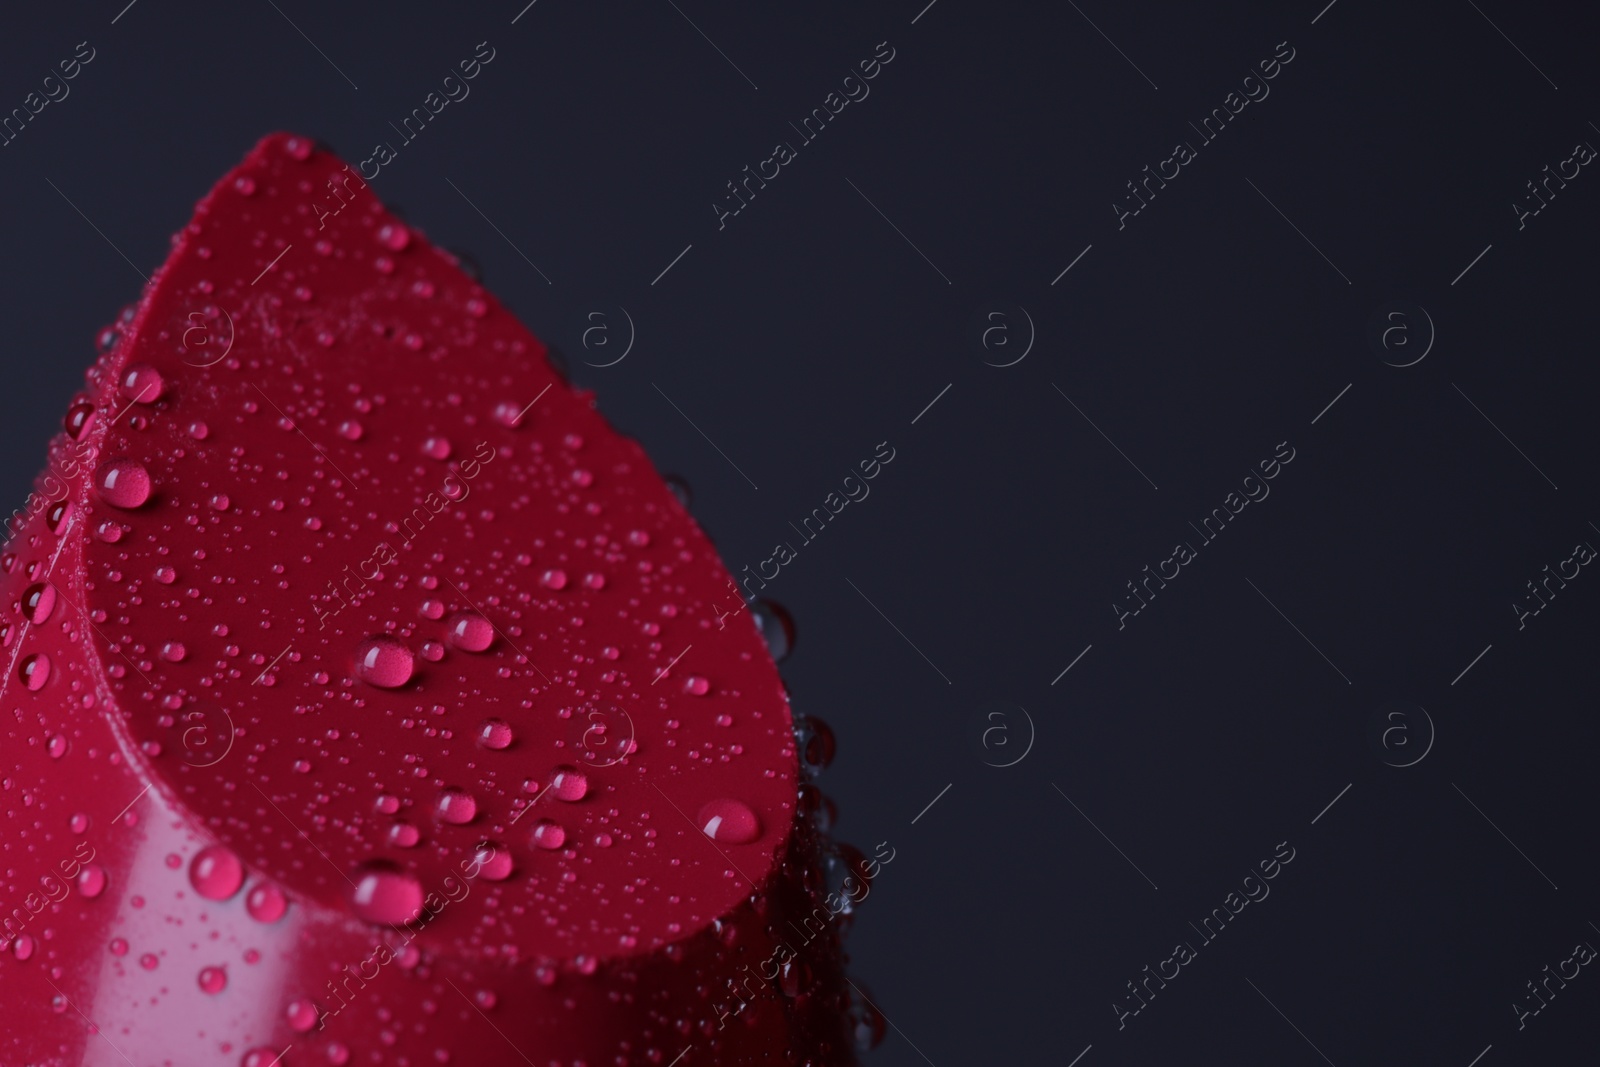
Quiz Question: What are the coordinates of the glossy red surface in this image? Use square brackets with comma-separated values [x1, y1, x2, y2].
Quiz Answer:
[0, 134, 855, 1066]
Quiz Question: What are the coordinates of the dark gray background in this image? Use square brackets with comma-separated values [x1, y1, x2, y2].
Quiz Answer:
[4, 1, 1599, 1063]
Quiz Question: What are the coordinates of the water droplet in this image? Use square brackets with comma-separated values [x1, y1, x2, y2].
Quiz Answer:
[109, 937, 128, 956]
[13, 935, 36, 960]
[389, 822, 421, 847]
[377, 223, 411, 251]
[93, 458, 153, 509]
[697, 799, 762, 844]
[246, 881, 288, 923]
[139, 953, 159, 970]
[682, 675, 710, 697]
[472, 841, 513, 881]
[797, 715, 837, 775]
[354, 636, 415, 688]
[198, 965, 227, 994]
[540, 569, 568, 590]
[161, 641, 187, 662]
[548, 766, 588, 802]
[64, 401, 96, 439]
[477, 719, 513, 750]
[119, 363, 164, 404]
[421, 436, 452, 460]
[445, 611, 495, 652]
[190, 844, 245, 900]
[234, 175, 257, 196]
[750, 599, 796, 661]
[19, 653, 50, 690]
[492, 401, 525, 428]
[337, 420, 364, 441]
[21, 583, 56, 624]
[77, 864, 108, 898]
[530, 819, 566, 850]
[286, 997, 320, 1032]
[436, 788, 477, 825]
[350, 864, 424, 925]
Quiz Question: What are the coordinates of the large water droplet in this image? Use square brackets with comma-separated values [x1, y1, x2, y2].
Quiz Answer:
[286, 997, 320, 1032]
[472, 841, 513, 881]
[436, 787, 477, 825]
[530, 819, 567, 850]
[189, 845, 245, 900]
[377, 222, 411, 251]
[796, 715, 837, 775]
[445, 611, 494, 652]
[64, 401, 96, 439]
[120, 363, 165, 403]
[77, 865, 108, 898]
[198, 965, 227, 995]
[19, 653, 50, 691]
[697, 799, 762, 844]
[548, 766, 588, 802]
[350, 864, 424, 925]
[477, 719, 513, 750]
[94, 458, 153, 509]
[21, 583, 56, 624]
[750, 599, 796, 661]
[354, 636, 415, 688]
[246, 881, 288, 923]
